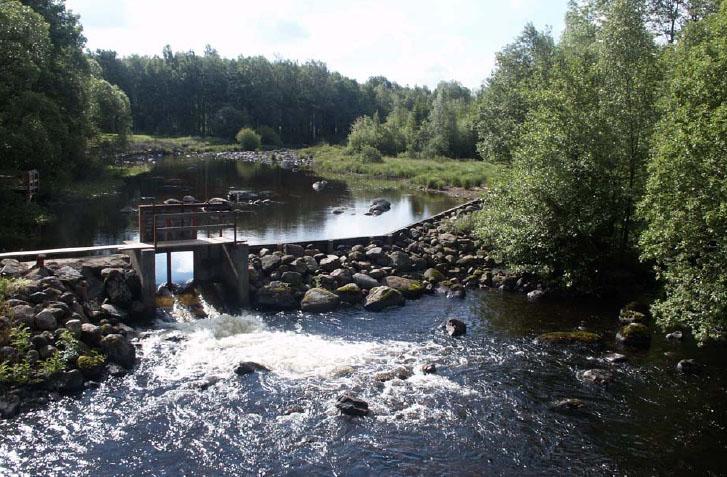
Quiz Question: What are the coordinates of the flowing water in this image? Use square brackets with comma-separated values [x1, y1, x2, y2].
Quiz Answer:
[1, 291, 726, 476]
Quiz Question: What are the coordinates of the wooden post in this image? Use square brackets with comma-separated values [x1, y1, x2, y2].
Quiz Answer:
[166, 251, 172, 286]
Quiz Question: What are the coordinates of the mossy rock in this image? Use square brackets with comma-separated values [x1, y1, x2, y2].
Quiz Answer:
[618, 310, 648, 325]
[536, 331, 602, 345]
[364, 286, 405, 312]
[616, 323, 651, 348]
[76, 353, 106, 379]
[383, 276, 424, 299]
[336, 283, 362, 304]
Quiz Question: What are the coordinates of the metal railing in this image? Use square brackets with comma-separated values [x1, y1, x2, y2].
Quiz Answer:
[152, 210, 238, 248]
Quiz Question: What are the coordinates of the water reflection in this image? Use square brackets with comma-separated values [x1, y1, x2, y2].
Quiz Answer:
[30, 157, 459, 250]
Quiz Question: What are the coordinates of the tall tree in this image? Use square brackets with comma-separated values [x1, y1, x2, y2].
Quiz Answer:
[475, 24, 555, 164]
[639, 2, 727, 341]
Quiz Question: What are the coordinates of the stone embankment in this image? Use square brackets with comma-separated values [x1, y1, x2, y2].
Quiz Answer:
[241, 200, 541, 313]
[0, 255, 141, 418]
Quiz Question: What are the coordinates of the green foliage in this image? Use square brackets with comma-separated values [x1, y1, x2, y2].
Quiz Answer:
[306, 145, 500, 190]
[56, 329, 80, 362]
[9, 325, 31, 356]
[0, 360, 31, 385]
[256, 125, 282, 147]
[347, 113, 405, 156]
[446, 214, 477, 235]
[0, 0, 92, 182]
[476, 0, 659, 291]
[88, 76, 132, 139]
[639, 3, 727, 341]
[475, 24, 555, 164]
[38, 350, 64, 377]
[359, 145, 383, 164]
[77, 350, 105, 369]
[235, 127, 261, 151]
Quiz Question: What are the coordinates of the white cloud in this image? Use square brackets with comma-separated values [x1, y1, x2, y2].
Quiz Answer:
[67, 0, 568, 89]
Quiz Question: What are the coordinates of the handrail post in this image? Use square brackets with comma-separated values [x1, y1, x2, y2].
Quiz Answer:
[234, 213, 237, 245]
[153, 214, 157, 248]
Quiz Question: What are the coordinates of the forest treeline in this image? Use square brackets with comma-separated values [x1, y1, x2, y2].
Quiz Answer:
[1, 0, 725, 339]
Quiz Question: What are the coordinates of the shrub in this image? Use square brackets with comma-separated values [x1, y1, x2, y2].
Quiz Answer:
[256, 125, 282, 147]
[235, 128, 261, 151]
[359, 145, 383, 164]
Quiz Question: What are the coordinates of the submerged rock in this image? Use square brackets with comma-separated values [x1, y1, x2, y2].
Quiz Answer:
[336, 394, 369, 417]
[374, 367, 413, 382]
[301, 288, 340, 313]
[535, 331, 602, 345]
[604, 352, 627, 363]
[551, 398, 586, 411]
[0, 394, 21, 419]
[421, 363, 437, 374]
[364, 286, 405, 311]
[581, 368, 614, 385]
[445, 319, 467, 337]
[234, 362, 270, 375]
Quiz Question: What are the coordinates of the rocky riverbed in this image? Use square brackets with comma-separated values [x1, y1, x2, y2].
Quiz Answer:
[239, 200, 538, 314]
[0, 255, 141, 418]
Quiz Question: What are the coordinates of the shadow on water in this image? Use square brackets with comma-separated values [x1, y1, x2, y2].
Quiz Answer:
[30, 156, 459, 250]
[1, 290, 725, 475]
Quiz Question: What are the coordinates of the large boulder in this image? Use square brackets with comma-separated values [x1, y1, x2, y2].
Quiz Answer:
[283, 244, 305, 257]
[0, 259, 27, 278]
[364, 286, 405, 312]
[301, 288, 340, 313]
[330, 268, 353, 286]
[100, 334, 136, 369]
[256, 282, 299, 310]
[319, 255, 341, 272]
[382, 276, 425, 299]
[34, 309, 58, 331]
[261, 255, 281, 273]
[352, 273, 379, 290]
[423, 268, 445, 283]
[235, 361, 270, 375]
[336, 283, 362, 304]
[389, 251, 411, 272]
[616, 323, 651, 348]
[11, 304, 35, 327]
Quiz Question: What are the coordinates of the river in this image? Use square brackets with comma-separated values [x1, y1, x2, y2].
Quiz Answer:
[1, 157, 726, 475]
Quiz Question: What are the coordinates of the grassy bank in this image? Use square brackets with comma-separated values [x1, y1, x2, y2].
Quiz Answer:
[304, 145, 501, 191]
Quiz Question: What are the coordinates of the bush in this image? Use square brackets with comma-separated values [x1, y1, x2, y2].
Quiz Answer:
[256, 125, 282, 147]
[347, 114, 405, 156]
[359, 145, 383, 163]
[235, 128, 261, 151]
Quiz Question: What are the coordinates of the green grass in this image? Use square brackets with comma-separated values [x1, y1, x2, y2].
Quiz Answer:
[126, 134, 238, 153]
[303, 145, 502, 190]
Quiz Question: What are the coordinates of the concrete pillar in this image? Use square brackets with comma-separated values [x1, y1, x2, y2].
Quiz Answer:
[125, 248, 156, 309]
[222, 243, 249, 306]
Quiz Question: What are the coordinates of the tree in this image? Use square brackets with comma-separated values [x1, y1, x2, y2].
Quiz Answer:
[648, 0, 719, 43]
[475, 0, 660, 291]
[639, 3, 727, 341]
[475, 24, 555, 163]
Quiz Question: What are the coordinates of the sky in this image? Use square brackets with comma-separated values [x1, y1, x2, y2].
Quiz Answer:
[65, 0, 570, 90]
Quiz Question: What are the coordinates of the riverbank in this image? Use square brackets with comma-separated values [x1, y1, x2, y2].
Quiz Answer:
[109, 134, 500, 196]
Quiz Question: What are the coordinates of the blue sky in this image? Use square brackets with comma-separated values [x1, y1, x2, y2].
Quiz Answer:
[66, 0, 570, 89]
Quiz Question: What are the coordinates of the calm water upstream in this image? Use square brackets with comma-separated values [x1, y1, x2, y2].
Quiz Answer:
[25, 156, 458, 251]
[1, 291, 726, 476]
